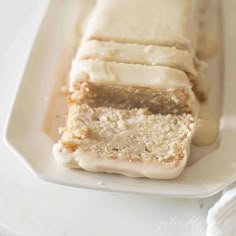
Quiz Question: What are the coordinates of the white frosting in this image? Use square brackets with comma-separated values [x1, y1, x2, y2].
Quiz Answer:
[70, 59, 190, 89]
[77, 40, 197, 75]
[83, 0, 200, 52]
[192, 104, 219, 146]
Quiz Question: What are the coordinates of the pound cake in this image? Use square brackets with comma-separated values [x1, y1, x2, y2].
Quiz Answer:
[53, 0, 215, 179]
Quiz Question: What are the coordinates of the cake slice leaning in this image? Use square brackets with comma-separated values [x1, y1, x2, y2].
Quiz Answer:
[53, 104, 195, 179]
[69, 59, 199, 117]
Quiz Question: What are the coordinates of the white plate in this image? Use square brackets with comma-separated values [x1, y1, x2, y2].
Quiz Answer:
[5, 0, 236, 198]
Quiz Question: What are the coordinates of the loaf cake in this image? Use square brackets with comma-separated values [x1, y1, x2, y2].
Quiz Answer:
[53, 0, 215, 179]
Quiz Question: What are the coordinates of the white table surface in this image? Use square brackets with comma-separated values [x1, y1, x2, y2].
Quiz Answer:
[0, 0, 235, 235]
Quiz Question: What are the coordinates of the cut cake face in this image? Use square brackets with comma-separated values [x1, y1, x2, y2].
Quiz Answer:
[54, 104, 195, 179]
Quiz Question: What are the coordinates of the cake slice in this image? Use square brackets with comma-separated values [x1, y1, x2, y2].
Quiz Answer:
[53, 104, 195, 179]
[83, 0, 200, 51]
[70, 59, 199, 116]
